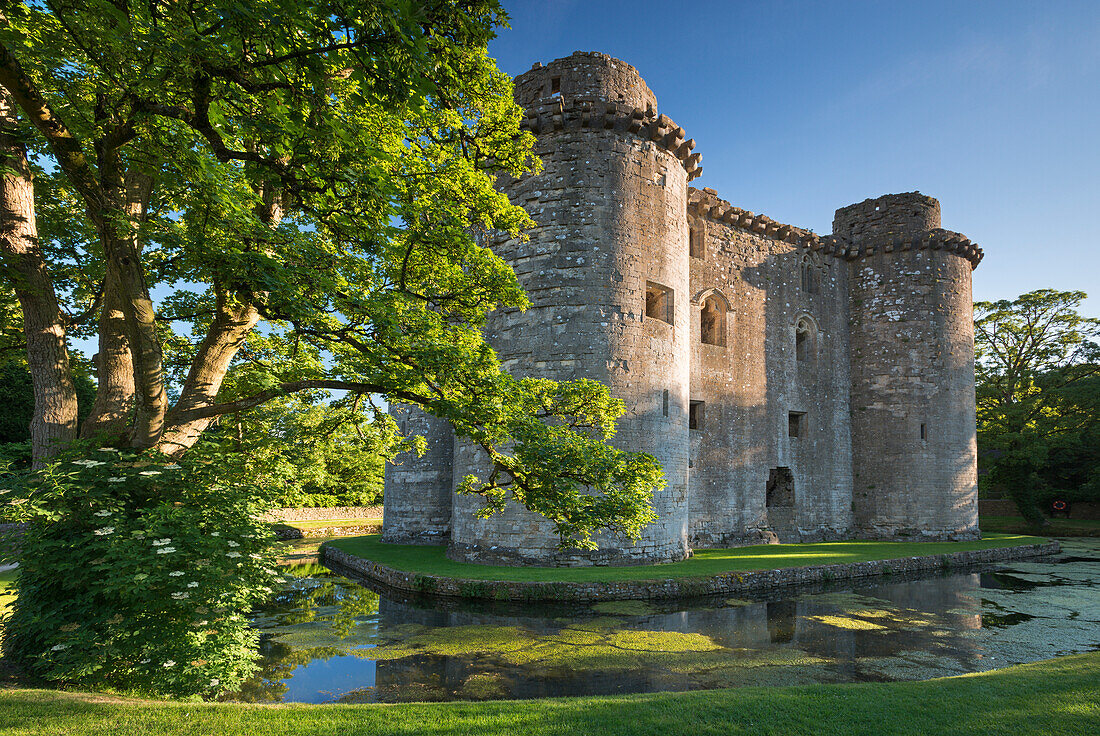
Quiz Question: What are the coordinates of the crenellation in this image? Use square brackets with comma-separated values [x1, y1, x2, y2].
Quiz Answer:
[384, 51, 983, 564]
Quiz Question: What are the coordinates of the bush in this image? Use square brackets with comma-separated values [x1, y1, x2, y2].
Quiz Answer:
[0, 442, 284, 698]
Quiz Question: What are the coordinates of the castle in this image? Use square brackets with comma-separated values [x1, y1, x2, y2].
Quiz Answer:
[382, 52, 982, 566]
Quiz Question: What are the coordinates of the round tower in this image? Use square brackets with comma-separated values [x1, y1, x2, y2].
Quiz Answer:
[838, 193, 981, 540]
[448, 52, 702, 565]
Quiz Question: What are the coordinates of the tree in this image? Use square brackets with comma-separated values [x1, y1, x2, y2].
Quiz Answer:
[974, 289, 1100, 523]
[0, 0, 662, 548]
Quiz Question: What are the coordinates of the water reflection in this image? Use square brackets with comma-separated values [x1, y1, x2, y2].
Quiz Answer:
[229, 539, 1100, 704]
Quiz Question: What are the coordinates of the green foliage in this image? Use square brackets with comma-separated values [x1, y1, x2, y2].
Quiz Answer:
[0, 443, 284, 698]
[0, 356, 96, 444]
[974, 290, 1100, 522]
[213, 399, 388, 509]
[1, 0, 664, 548]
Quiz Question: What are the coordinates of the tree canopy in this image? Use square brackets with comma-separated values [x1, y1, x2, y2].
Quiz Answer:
[974, 289, 1100, 522]
[0, 0, 665, 548]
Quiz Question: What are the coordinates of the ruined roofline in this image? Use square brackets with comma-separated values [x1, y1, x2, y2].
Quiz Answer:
[520, 96, 702, 181]
[688, 186, 846, 256]
[687, 187, 984, 268]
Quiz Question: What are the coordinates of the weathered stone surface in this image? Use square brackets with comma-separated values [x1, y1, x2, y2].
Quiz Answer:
[385, 52, 985, 565]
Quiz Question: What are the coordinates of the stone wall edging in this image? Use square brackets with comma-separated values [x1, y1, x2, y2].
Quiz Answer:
[323, 539, 1060, 602]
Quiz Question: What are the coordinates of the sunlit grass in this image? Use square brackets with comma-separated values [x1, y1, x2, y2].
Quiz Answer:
[325, 533, 1048, 583]
[0, 652, 1094, 735]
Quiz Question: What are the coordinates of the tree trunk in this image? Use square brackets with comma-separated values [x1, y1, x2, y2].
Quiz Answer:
[80, 264, 135, 440]
[0, 93, 77, 464]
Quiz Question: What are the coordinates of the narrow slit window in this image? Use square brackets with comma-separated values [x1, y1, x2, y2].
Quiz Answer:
[689, 220, 705, 259]
[645, 282, 674, 325]
[795, 317, 816, 363]
[662, 389, 669, 417]
[788, 411, 806, 438]
[689, 401, 705, 430]
[700, 295, 727, 347]
[920, 423, 927, 441]
[801, 262, 818, 294]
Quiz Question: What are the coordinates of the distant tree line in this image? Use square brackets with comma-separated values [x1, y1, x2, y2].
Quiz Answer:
[974, 289, 1100, 524]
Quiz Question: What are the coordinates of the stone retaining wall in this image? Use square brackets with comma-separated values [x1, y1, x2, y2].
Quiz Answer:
[260, 506, 383, 523]
[276, 522, 383, 540]
[323, 539, 1060, 602]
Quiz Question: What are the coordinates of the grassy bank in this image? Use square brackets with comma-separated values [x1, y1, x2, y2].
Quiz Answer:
[325, 533, 1047, 583]
[0, 652, 1095, 735]
[980, 515, 1100, 537]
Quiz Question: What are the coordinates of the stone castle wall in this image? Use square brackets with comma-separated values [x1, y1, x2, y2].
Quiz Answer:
[686, 190, 853, 547]
[382, 52, 984, 564]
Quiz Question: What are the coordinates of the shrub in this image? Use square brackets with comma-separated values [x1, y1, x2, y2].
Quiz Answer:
[0, 442, 284, 698]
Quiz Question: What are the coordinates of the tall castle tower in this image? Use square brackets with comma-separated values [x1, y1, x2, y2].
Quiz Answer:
[446, 52, 703, 565]
[838, 194, 981, 540]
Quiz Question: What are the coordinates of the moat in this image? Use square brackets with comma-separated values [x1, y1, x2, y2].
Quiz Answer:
[230, 539, 1100, 704]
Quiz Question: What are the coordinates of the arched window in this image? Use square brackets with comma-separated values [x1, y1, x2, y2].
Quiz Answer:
[795, 316, 816, 363]
[701, 294, 727, 346]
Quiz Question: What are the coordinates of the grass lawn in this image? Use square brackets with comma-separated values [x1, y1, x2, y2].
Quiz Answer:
[0, 652, 1095, 735]
[980, 515, 1100, 537]
[325, 532, 1048, 583]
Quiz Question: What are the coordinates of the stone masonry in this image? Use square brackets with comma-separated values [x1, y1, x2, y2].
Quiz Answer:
[383, 52, 984, 566]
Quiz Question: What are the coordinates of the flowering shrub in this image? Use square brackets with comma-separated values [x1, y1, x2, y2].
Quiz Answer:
[0, 442, 284, 698]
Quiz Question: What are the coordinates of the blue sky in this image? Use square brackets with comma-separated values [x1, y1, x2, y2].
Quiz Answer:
[487, 0, 1100, 315]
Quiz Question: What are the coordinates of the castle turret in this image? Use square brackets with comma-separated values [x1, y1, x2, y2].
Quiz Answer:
[839, 193, 982, 540]
[448, 52, 701, 565]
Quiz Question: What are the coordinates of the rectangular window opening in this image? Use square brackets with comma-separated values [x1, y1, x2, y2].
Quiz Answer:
[662, 389, 669, 417]
[920, 423, 927, 441]
[645, 281, 674, 325]
[766, 467, 794, 508]
[689, 400, 705, 431]
[788, 411, 806, 438]
[550, 76, 561, 94]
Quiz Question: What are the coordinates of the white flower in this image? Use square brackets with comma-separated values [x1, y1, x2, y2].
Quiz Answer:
[169, 571, 184, 577]
[153, 538, 172, 546]
[51, 644, 69, 651]
[97, 447, 119, 452]
[171, 592, 190, 600]
[163, 660, 176, 668]
[209, 679, 220, 687]
[94, 510, 113, 517]
[107, 477, 126, 483]
[249, 553, 262, 560]
[72, 459, 106, 467]
[138, 470, 161, 476]
[226, 540, 239, 547]
[264, 568, 277, 575]
[163, 464, 181, 470]
[226, 551, 241, 558]
[156, 547, 176, 554]
[93, 527, 115, 536]
[210, 532, 220, 537]
[139, 658, 151, 664]
[187, 581, 199, 588]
